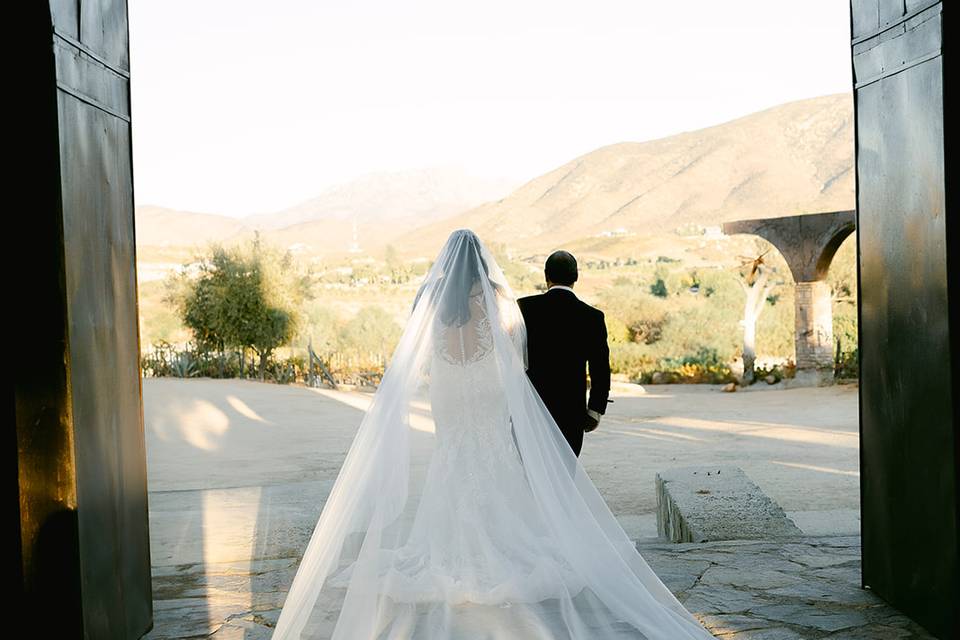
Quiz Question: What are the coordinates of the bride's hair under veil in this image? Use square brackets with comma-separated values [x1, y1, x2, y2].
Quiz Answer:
[412, 231, 505, 326]
[270, 229, 716, 639]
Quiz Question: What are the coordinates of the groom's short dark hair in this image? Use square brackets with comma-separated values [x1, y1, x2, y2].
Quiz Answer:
[545, 250, 578, 286]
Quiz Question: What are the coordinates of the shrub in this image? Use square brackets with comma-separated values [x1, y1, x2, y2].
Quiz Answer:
[265, 354, 307, 384]
[338, 306, 402, 358]
[609, 342, 656, 382]
[628, 316, 665, 344]
[835, 346, 858, 379]
[605, 316, 631, 344]
[754, 360, 797, 383]
[649, 278, 668, 298]
[652, 346, 737, 384]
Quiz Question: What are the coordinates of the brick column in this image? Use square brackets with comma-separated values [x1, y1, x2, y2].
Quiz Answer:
[794, 281, 834, 370]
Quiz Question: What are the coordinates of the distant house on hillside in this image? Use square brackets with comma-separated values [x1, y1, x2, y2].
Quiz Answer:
[596, 227, 630, 238]
[703, 225, 723, 238]
[676, 223, 724, 238]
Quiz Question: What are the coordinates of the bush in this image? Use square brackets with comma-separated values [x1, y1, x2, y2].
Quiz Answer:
[754, 360, 797, 383]
[835, 346, 858, 379]
[265, 354, 307, 384]
[628, 317, 665, 345]
[649, 278, 668, 298]
[651, 346, 737, 384]
[605, 316, 631, 344]
[170, 351, 199, 378]
[338, 306, 402, 358]
[141, 340, 258, 379]
[609, 342, 656, 382]
[609, 344, 737, 385]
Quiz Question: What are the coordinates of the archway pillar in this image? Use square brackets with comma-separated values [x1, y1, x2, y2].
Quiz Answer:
[794, 280, 834, 381]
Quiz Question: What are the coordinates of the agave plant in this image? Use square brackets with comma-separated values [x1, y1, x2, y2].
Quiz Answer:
[170, 352, 199, 378]
[272, 362, 297, 384]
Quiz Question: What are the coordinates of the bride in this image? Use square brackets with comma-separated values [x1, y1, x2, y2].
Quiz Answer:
[271, 229, 716, 639]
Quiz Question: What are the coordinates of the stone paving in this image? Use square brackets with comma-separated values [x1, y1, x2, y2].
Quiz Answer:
[637, 536, 935, 639]
[139, 379, 934, 639]
[143, 534, 935, 640]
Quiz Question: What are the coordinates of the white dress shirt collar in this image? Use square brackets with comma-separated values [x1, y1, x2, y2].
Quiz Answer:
[548, 285, 577, 296]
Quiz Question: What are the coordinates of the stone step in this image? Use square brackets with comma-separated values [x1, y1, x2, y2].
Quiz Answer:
[656, 465, 803, 542]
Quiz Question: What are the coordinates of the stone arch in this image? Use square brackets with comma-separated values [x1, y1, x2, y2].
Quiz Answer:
[814, 219, 856, 281]
[722, 210, 856, 382]
[723, 210, 856, 284]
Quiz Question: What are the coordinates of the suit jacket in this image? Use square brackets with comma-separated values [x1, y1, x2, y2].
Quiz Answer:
[517, 287, 611, 456]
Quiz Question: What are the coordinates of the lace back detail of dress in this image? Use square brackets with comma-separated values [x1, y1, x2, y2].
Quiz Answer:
[434, 288, 493, 366]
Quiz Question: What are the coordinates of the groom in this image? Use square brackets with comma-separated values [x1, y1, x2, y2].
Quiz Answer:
[518, 250, 611, 457]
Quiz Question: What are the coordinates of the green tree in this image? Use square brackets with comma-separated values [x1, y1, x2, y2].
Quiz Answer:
[301, 304, 342, 354]
[241, 233, 310, 379]
[164, 246, 234, 375]
[170, 232, 310, 380]
[339, 306, 402, 358]
[384, 244, 413, 284]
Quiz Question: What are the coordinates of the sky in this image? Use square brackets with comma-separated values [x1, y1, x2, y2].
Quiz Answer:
[129, 0, 853, 218]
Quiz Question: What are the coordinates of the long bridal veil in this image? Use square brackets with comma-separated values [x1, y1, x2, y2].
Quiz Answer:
[271, 229, 715, 639]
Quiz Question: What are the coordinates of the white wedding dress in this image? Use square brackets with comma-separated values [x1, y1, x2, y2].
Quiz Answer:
[271, 229, 716, 640]
[351, 286, 586, 608]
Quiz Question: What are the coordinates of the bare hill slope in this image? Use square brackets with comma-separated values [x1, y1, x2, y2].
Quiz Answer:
[396, 93, 853, 256]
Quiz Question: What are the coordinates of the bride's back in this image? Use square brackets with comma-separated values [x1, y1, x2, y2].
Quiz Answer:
[428, 280, 514, 451]
[433, 280, 494, 367]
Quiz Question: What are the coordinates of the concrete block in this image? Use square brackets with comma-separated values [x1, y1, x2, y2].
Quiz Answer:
[656, 465, 803, 542]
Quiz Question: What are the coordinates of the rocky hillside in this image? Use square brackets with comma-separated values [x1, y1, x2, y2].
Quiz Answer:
[395, 93, 854, 256]
[136, 93, 854, 260]
[135, 168, 515, 255]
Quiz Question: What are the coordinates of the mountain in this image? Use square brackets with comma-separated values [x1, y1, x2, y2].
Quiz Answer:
[240, 167, 516, 231]
[136, 94, 854, 260]
[133, 205, 250, 247]
[135, 168, 516, 255]
[394, 93, 854, 257]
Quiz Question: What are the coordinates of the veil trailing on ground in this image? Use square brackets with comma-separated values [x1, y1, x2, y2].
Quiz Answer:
[271, 229, 716, 639]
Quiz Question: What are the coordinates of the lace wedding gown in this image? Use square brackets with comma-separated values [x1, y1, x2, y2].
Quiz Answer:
[370, 287, 585, 605]
[271, 229, 716, 640]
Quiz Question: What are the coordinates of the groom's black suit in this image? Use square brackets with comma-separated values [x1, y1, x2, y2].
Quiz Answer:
[517, 287, 611, 457]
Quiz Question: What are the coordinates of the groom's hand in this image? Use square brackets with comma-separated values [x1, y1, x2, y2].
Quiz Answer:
[584, 410, 600, 433]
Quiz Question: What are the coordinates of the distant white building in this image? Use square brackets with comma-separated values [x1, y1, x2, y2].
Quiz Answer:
[679, 223, 724, 238]
[596, 227, 630, 238]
